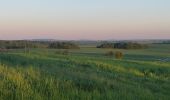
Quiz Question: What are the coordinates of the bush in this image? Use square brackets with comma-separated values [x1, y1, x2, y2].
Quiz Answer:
[55, 50, 69, 55]
[115, 51, 123, 59]
[62, 50, 69, 55]
[105, 51, 114, 57]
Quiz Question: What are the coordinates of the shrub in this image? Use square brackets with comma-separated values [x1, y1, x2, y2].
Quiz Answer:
[62, 50, 69, 55]
[55, 51, 62, 54]
[55, 50, 69, 55]
[105, 51, 114, 57]
[115, 51, 123, 59]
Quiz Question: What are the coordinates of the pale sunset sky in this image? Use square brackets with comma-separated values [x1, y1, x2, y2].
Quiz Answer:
[0, 0, 170, 40]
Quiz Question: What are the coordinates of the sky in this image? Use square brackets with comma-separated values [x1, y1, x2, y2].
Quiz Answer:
[0, 0, 170, 40]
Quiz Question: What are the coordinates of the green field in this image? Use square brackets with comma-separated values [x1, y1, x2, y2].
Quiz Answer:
[0, 44, 170, 100]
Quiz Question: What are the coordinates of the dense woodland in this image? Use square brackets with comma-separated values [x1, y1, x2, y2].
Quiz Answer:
[97, 42, 148, 49]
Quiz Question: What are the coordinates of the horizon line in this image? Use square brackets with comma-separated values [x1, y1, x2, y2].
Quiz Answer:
[0, 38, 170, 41]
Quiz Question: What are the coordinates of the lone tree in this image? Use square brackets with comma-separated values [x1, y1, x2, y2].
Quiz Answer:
[115, 51, 123, 59]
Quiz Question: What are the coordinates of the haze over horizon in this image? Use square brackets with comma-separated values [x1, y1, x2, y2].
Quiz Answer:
[0, 0, 170, 40]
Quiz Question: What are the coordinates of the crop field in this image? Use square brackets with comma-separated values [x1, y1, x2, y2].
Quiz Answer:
[0, 44, 170, 100]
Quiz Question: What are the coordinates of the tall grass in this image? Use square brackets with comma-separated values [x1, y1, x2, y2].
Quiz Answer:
[0, 51, 170, 100]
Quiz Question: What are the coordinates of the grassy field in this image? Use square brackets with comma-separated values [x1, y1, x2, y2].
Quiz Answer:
[0, 44, 170, 100]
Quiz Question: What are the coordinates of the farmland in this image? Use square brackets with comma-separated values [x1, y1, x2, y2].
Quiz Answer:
[0, 43, 170, 100]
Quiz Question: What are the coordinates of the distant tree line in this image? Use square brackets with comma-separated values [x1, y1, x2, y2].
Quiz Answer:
[0, 40, 44, 49]
[97, 42, 148, 49]
[97, 42, 114, 48]
[153, 40, 170, 44]
[0, 40, 79, 49]
[48, 42, 80, 49]
[162, 41, 170, 44]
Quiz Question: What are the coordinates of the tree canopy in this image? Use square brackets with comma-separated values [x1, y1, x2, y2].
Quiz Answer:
[48, 42, 80, 49]
[97, 42, 148, 49]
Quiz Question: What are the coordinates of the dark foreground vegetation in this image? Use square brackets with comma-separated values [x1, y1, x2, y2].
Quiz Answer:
[97, 42, 148, 49]
[0, 40, 170, 100]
